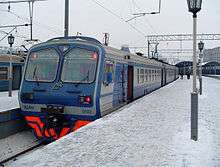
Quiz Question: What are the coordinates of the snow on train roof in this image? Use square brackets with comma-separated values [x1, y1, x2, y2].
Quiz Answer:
[104, 45, 163, 66]
[29, 36, 102, 50]
[104, 46, 177, 70]
[28, 37, 176, 69]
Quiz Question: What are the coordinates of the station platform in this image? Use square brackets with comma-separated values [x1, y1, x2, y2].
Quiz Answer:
[6, 77, 220, 167]
[0, 91, 27, 139]
[0, 91, 19, 112]
[204, 74, 220, 80]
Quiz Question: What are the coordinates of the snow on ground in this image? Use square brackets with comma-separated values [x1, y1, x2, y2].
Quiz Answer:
[6, 77, 220, 167]
[0, 130, 39, 162]
[0, 91, 19, 112]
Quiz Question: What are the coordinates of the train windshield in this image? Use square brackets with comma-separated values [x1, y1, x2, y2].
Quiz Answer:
[61, 48, 98, 83]
[25, 48, 59, 82]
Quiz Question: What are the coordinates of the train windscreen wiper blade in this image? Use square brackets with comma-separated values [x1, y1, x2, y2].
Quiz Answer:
[75, 70, 90, 87]
[33, 66, 40, 86]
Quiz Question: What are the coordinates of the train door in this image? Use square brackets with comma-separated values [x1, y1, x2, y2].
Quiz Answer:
[113, 63, 127, 106]
[174, 69, 176, 80]
[12, 66, 22, 89]
[127, 65, 133, 102]
[164, 69, 167, 85]
[161, 68, 165, 86]
[121, 64, 127, 103]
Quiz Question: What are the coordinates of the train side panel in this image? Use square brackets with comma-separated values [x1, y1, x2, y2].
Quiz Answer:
[100, 60, 128, 116]
[133, 65, 162, 99]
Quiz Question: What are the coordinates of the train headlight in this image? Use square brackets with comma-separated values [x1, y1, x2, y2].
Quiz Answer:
[21, 93, 34, 101]
[79, 96, 92, 105]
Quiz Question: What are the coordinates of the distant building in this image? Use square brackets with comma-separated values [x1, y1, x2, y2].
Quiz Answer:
[203, 47, 220, 62]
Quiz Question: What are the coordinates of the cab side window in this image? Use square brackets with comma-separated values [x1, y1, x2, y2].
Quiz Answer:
[103, 60, 114, 86]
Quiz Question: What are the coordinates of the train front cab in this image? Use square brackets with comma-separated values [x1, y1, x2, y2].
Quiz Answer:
[19, 37, 105, 141]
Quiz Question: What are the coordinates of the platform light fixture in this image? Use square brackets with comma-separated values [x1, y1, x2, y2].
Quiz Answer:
[8, 34, 15, 47]
[198, 41, 204, 52]
[198, 41, 204, 96]
[7, 34, 15, 97]
[187, 0, 202, 15]
[187, 0, 202, 141]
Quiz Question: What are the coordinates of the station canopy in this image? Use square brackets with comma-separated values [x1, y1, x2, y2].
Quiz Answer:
[175, 61, 193, 68]
[202, 61, 220, 67]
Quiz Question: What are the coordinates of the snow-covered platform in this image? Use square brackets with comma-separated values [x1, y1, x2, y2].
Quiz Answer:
[0, 91, 19, 112]
[0, 91, 26, 139]
[7, 77, 220, 167]
[204, 74, 220, 80]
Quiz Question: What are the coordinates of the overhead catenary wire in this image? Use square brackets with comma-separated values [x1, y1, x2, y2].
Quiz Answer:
[0, 8, 61, 36]
[90, 0, 146, 37]
[0, 27, 16, 41]
[130, 0, 159, 35]
[82, 0, 162, 55]
[1, 0, 160, 45]
[0, 29, 28, 39]
[8, 10, 62, 34]
[0, 0, 46, 4]
[129, 0, 135, 16]
[1, 0, 153, 38]
[0, 0, 48, 42]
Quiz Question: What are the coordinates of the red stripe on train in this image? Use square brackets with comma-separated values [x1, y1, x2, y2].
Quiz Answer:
[25, 116, 91, 140]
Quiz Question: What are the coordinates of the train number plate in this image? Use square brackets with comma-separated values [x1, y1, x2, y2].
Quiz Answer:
[41, 105, 64, 114]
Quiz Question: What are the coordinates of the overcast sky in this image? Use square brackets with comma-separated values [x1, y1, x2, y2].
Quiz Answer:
[0, 0, 220, 60]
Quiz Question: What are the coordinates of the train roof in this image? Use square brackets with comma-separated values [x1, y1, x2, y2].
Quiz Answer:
[29, 36, 176, 69]
[0, 54, 24, 63]
[103, 45, 162, 66]
[104, 45, 178, 69]
[30, 36, 103, 50]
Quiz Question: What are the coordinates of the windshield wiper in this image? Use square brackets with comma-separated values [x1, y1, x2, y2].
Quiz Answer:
[86, 70, 89, 82]
[75, 70, 90, 87]
[33, 66, 40, 86]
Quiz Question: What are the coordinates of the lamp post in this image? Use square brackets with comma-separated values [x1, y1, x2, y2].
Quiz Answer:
[8, 34, 15, 97]
[198, 41, 204, 95]
[64, 0, 69, 37]
[187, 0, 202, 141]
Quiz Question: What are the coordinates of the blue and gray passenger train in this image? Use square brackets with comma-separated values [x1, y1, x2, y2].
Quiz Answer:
[19, 36, 178, 141]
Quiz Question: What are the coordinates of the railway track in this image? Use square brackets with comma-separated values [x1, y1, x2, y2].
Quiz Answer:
[0, 142, 44, 167]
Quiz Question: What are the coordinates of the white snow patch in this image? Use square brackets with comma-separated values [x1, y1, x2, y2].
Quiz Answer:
[6, 77, 220, 167]
[0, 91, 19, 112]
